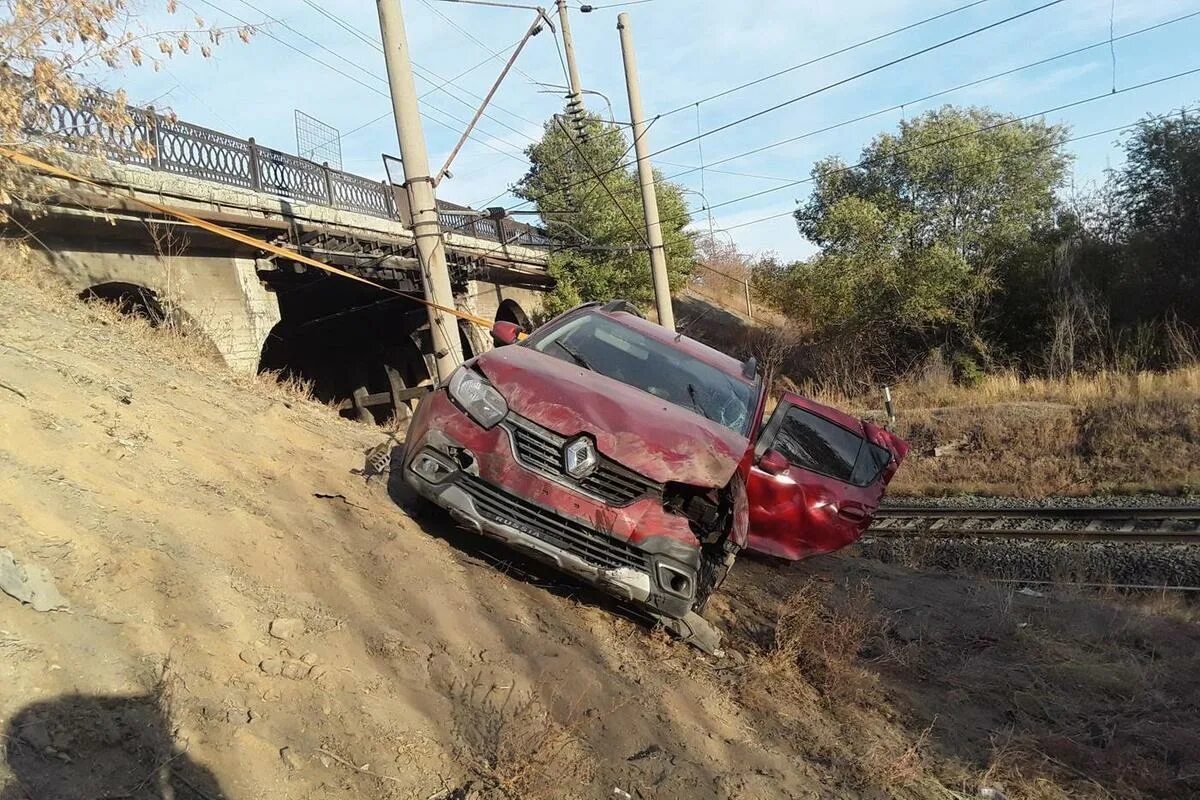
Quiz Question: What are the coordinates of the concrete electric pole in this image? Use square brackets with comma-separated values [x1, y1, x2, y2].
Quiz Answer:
[617, 12, 674, 331]
[376, 0, 464, 382]
[556, 0, 586, 120]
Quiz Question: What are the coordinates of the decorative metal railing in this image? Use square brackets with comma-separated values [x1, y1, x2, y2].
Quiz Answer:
[32, 98, 551, 248]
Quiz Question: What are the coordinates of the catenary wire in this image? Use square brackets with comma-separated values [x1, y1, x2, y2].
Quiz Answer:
[474, 0, 1053, 213]
[337, 38, 529, 144]
[196, 0, 531, 163]
[296, 0, 544, 135]
[707, 102, 1200, 237]
[419, 0, 545, 89]
[469, 72, 1200, 266]
[505, 7, 1200, 212]
[657, 72, 1200, 233]
[637, 0, 1070, 156]
[552, 115, 651, 248]
[653, 8, 1200, 187]
[251, 0, 538, 145]
[654, 0, 996, 118]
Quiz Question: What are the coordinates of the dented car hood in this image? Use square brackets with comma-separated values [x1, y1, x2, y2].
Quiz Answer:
[477, 345, 749, 488]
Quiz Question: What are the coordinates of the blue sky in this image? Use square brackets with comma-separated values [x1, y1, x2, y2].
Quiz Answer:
[111, 0, 1200, 261]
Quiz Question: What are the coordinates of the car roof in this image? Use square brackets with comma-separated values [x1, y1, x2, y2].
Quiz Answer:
[594, 307, 756, 385]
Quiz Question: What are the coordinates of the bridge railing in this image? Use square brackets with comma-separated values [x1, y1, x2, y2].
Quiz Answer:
[32, 97, 551, 248]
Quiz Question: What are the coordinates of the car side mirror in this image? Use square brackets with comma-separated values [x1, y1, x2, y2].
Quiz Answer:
[491, 320, 523, 347]
[758, 448, 789, 476]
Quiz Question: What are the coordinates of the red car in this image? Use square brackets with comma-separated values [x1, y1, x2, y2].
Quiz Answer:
[403, 301, 907, 639]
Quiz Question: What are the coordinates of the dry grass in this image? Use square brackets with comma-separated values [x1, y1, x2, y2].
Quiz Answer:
[819, 365, 1200, 411]
[808, 366, 1200, 497]
[449, 676, 595, 800]
[0, 241, 350, 416]
[721, 556, 1200, 799]
[765, 579, 883, 701]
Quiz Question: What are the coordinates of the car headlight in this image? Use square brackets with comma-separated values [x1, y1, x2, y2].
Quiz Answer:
[448, 367, 508, 429]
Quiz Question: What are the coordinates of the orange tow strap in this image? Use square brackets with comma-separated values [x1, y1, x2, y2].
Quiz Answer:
[0, 146, 501, 331]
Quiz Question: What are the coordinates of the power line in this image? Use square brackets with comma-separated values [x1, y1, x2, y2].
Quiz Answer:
[656, 0, 995, 118]
[657, 160, 794, 184]
[419, 0, 544, 89]
[296, 0, 543, 137]
[657, 8, 1200, 187]
[655, 66, 1200, 232]
[299, 0, 380, 48]
[631, 0, 1071, 161]
[712, 102, 1200, 237]
[578, 0, 658, 8]
[481, 0, 1037, 212]
[339, 40, 528, 143]
[552, 115, 650, 248]
[477, 68, 1200, 265]
[236, 0, 381, 85]
[506, 6, 1199, 212]
[196, 0, 530, 163]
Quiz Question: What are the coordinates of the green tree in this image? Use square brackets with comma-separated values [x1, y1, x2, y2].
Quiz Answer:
[513, 113, 694, 318]
[776, 106, 1070, 376]
[1105, 112, 1200, 329]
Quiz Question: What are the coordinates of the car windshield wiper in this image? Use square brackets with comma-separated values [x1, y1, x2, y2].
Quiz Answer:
[687, 383, 717, 423]
[555, 339, 594, 371]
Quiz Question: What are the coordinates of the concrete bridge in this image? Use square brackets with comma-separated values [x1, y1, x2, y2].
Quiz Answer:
[9, 101, 553, 422]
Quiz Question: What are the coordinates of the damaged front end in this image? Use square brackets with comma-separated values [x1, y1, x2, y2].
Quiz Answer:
[404, 387, 725, 622]
[661, 476, 747, 610]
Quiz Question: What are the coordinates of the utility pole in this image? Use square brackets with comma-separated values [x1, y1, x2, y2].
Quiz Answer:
[556, 0, 586, 123]
[617, 12, 674, 331]
[377, 0, 463, 382]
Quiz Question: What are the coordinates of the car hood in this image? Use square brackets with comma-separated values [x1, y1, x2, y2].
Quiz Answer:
[476, 346, 749, 488]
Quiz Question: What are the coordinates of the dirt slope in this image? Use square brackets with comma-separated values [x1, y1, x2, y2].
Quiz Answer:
[1, 267, 1197, 800]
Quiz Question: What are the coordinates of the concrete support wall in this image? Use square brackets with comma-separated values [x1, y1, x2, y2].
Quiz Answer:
[463, 280, 545, 327]
[460, 280, 547, 356]
[32, 247, 280, 375]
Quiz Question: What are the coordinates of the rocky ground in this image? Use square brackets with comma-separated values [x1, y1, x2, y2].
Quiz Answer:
[1, 264, 1198, 799]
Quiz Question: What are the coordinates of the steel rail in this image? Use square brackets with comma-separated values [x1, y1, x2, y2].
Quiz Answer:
[877, 506, 1200, 519]
[868, 505, 1200, 544]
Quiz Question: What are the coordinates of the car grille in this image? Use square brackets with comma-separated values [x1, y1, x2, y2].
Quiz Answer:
[504, 415, 660, 507]
[457, 475, 651, 573]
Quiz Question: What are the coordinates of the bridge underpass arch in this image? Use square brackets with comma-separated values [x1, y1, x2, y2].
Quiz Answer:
[78, 281, 223, 358]
[495, 298, 531, 330]
[79, 282, 167, 325]
[257, 273, 450, 425]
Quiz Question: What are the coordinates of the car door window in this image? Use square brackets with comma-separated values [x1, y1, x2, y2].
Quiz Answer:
[771, 406, 891, 487]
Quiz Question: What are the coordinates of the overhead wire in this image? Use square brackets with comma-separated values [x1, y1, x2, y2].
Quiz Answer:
[419, 0, 544, 88]
[338, 39, 527, 142]
[655, 8, 1200, 187]
[471, 67, 1200, 265]
[653, 67, 1200, 233]
[552, 115, 650, 249]
[505, 0, 1072, 211]
[505, 6, 1200, 212]
[288, 0, 542, 145]
[195, 0, 531, 164]
[576, 1, 658, 8]
[637, 0, 1070, 157]
[654, 0, 996, 118]
[711, 101, 1200, 237]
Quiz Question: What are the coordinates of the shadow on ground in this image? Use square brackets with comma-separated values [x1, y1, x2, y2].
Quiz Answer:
[1, 692, 224, 800]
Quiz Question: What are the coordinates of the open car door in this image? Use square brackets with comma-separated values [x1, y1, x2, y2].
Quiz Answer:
[745, 392, 909, 560]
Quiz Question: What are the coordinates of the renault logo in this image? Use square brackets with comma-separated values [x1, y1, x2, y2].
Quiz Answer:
[563, 436, 598, 479]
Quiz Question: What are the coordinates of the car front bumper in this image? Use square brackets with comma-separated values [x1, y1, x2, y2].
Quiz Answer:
[403, 390, 701, 619]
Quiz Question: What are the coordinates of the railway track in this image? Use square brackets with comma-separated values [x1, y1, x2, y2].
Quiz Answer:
[868, 506, 1200, 544]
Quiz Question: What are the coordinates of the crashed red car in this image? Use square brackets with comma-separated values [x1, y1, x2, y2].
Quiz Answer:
[403, 300, 907, 629]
